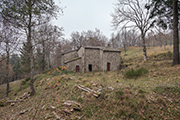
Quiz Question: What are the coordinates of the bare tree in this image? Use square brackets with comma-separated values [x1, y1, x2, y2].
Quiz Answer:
[82, 29, 108, 47]
[70, 31, 84, 50]
[109, 33, 120, 48]
[0, 22, 19, 97]
[70, 29, 108, 48]
[111, 0, 155, 60]
[1, 0, 61, 95]
[33, 24, 63, 71]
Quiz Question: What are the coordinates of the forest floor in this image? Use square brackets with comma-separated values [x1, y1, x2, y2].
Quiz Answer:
[0, 45, 180, 120]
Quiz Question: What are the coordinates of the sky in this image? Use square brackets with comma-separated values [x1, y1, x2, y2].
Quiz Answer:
[53, 0, 116, 39]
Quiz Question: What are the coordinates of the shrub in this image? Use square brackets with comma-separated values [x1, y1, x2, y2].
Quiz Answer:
[21, 77, 30, 85]
[21, 80, 26, 85]
[46, 66, 73, 76]
[124, 67, 148, 79]
[25, 77, 30, 82]
[167, 51, 172, 58]
[34, 74, 44, 81]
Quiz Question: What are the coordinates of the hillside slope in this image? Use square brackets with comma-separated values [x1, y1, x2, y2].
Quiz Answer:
[0, 46, 180, 120]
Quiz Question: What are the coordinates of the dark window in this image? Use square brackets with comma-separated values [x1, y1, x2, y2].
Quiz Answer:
[76, 65, 79, 72]
[107, 62, 110, 71]
[88, 64, 92, 72]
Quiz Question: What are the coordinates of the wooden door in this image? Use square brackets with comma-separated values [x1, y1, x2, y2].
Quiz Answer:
[76, 65, 79, 72]
[107, 63, 110, 71]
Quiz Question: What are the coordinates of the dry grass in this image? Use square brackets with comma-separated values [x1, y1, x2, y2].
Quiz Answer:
[0, 46, 180, 120]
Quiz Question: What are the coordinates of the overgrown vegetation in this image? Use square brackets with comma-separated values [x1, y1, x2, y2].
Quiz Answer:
[45, 66, 73, 76]
[0, 46, 180, 119]
[124, 67, 148, 79]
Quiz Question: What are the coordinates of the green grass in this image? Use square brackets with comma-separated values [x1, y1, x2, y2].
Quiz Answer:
[0, 46, 180, 119]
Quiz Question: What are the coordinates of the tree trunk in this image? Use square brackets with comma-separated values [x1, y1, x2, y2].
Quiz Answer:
[141, 33, 147, 61]
[28, 0, 35, 95]
[42, 40, 45, 71]
[6, 40, 10, 97]
[48, 52, 51, 69]
[173, 0, 179, 65]
[124, 27, 127, 55]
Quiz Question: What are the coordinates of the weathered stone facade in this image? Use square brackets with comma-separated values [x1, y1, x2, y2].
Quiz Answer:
[61, 46, 121, 72]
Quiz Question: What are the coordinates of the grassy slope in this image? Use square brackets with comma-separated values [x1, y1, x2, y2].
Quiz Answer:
[0, 45, 180, 120]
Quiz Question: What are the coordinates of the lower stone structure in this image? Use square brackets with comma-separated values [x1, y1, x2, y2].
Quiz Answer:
[61, 46, 121, 72]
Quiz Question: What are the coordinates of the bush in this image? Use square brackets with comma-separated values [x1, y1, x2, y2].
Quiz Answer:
[21, 80, 26, 85]
[25, 77, 30, 82]
[46, 66, 74, 76]
[21, 77, 30, 85]
[167, 51, 172, 58]
[124, 67, 148, 79]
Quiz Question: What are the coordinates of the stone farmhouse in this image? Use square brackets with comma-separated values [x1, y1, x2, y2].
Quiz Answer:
[61, 46, 121, 72]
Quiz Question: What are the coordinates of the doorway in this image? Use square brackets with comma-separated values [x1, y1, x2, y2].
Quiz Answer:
[76, 65, 79, 72]
[88, 64, 92, 72]
[107, 62, 110, 71]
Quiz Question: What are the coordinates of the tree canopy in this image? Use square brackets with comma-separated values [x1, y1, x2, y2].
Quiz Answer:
[146, 0, 180, 29]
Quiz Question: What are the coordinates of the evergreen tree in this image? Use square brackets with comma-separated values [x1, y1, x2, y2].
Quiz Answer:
[10, 54, 22, 80]
[1, 0, 61, 95]
[147, 0, 180, 65]
[147, 0, 180, 29]
[20, 42, 30, 73]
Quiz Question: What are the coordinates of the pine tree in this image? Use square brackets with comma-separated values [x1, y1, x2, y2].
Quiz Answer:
[147, 0, 180, 65]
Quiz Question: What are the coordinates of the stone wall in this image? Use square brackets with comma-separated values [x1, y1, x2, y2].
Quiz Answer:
[103, 51, 121, 71]
[66, 58, 82, 72]
[84, 48, 101, 72]
[78, 47, 85, 72]
[77, 47, 84, 57]
[61, 46, 121, 73]
[63, 50, 78, 62]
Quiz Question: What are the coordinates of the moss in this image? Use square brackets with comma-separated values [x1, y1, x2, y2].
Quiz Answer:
[65, 57, 80, 63]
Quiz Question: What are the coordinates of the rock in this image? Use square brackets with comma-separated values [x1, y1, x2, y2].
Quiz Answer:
[76, 80, 81, 83]
[70, 76, 76, 80]
[119, 83, 122, 86]
[107, 86, 114, 91]
[50, 106, 56, 110]
[11, 103, 15, 106]
[92, 83, 96, 87]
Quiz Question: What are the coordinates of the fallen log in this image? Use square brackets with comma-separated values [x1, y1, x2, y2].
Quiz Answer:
[63, 100, 81, 111]
[74, 84, 101, 97]
[62, 109, 72, 114]
[19, 107, 33, 115]
[6, 92, 29, 106]
[50, 106, 56, 110]
[6, 100, 20, 103]
[52, 111, 62, 120]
